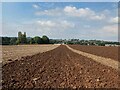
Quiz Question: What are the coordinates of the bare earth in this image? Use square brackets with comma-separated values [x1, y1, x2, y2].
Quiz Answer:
[69, 45, 119, 61]
[66, 45, 119, 70]
[2, 45, 119, 88]
[1, 45, 59, 64]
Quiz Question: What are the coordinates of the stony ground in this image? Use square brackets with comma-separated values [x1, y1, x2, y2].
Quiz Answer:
[2, 45, 119, 89]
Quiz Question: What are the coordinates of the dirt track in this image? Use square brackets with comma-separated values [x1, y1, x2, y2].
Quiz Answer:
[2, 45, 119, 89]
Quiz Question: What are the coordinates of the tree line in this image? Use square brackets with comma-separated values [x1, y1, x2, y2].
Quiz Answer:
[1, 31, 50, 45]
[1, 32, 120, 46]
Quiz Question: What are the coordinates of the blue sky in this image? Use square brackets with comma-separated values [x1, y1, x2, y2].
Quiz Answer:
[2, 2, 118, 41]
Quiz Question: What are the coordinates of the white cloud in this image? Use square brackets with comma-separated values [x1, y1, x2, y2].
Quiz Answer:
[35, 6, 106, 21]
[102, 24, 118, 34]
[35, 8, 62, 16]
[109, 17, 118, 24]
[90, 14, 105, 20]
[3, 4, 118, 41]
[79, 24, 118, 41]
[36, 20, 75, 31]
[37, 20, 56, 27]
[64, 6, 94, 17]
[32, 4, 40, 9]
[31, 20, 75, 38]
[64, 6, 105, 20]
[62, 20, 75, 29]
[64, 6, 77, 13]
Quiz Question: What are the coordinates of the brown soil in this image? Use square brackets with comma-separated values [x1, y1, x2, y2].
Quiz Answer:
[66, 45, 119, 70]
[69, 45, 119, 61]
[2, 45, 119, 89]
[2, 45, 59, 64]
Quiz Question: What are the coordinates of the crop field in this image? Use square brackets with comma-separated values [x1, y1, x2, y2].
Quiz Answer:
[2, 45, 59, 64]
[2, 45, 120, 89]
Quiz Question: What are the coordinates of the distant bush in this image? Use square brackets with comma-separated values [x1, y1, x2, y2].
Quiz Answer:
[42, 35, 49, 44]
[2, 37, 11, 45]
[34, 36, 42, 44]
[10, 37, 17, 45]
[30, 38, 35, 44]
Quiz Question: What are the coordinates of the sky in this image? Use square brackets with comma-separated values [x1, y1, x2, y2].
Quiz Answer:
[2, 2, 119, 41]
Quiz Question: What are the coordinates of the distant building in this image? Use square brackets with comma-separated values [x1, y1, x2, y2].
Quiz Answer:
[17, 31, 27, 44]
[105, 44, 118, 46]
[18, 31, 26, 38]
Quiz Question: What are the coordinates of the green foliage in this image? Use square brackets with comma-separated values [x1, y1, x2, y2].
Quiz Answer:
[16, 40, 19, 45]
[3, 31, 119, 46]
[89, 42, 95, 45]
[29, 38, 35, 44]
[67, 41, 74, 44]
[10, 37, 17, 45]
[42, 35, 49, 44]
[98, 42, 105, 46]
[2, 31, 51, 45]
[49, 39, 62, 44]
[2, 37, 11, 45]
[34, 36, 42, 44]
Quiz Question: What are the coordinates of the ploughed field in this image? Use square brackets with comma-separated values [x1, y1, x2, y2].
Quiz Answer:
[69, 45, 119, 61]
[2, 45, 119, 89]
[2, 45, 59, 64]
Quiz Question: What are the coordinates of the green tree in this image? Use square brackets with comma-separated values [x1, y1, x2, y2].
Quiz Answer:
[10, 37, 17, 45]
[30, 38, 35, 44]
[42, 35, 49, 44]
[2, 37, 11, 45]
[34, 36, 42, 44]
[67, 41, 74, 44]
[99, 43, 105, 46]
